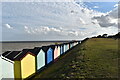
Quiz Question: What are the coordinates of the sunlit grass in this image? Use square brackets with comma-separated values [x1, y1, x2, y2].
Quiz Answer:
[32, 38, 119, 79]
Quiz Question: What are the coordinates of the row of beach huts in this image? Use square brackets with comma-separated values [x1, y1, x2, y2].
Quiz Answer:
[0, 41, 80, 80]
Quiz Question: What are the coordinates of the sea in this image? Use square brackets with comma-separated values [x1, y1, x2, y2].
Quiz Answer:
[0, 41, 70, 55]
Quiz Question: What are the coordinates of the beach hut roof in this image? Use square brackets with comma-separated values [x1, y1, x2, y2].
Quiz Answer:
[69, 41, 73, 43]
[57, 44, 61, 46]
[49, 45, 55, 50]
[2, 51, 11, 57]
[32, 47, 42, 55]
[61, 43, 65, 46]
[60, 44, 64, 47]
[14, 49, 35, 61]
[42, 46, 49, 53]
[63, 43, 68, 45]
[2, 51, 21, 61]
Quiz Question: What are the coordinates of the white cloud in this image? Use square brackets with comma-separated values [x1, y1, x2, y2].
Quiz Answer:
[114, 4, 118, 7]
[93, 6, 99, 8]
[79, 18, 86, 24]
[68, 31, 79, 36]
[2, 2, 119, 41]
[24, 26, 80, 37]
[24, 26, 31, 34]
[4, 24, 13, 29]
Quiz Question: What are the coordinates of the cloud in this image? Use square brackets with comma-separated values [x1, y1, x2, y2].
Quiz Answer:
[114, 4, 118, 7]
[79, 18, 86, 24]
[92, 15, 117, 27]
[2, 2, 119, 41]
[24, 26, 80, 37]
[24, 26, 31, 34]
[92, 3, 119, 28]
[68, 31, 79, 36]
[4, 24, 14, 29]
[93, 6, 99, 8]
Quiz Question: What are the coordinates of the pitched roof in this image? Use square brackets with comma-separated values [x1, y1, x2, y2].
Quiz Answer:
[32, 47, 43, 55]
[49, 45, 55, 50]
[2, 51, 21, 61]
[56, 44, 61, 46]
[6, 51, 21, 61]
[2, 51, 11, 57]
[42, 46, 49, 53]
[63, 43, 67, 45]
[14, 49, 35, 61]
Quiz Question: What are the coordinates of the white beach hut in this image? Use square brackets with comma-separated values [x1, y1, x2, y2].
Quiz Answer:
[1, 51, 15, 79]
[0, 55, 2, 80]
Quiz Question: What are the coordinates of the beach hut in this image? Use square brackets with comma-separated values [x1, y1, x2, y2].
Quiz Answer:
[76, 41, 78, 45]
[32, 47, 45, 72]
[68, 42, 70, 49]
[74, 41, 78, 46]
[65, 43, 69, 51]
[0, 55, 2, 79]
[69, 42, 73, 48]
[66, 43, 70, 51]
[14, 49, 36, 79]
[1, 51, 20, 79]
[60, 44, 64, 55]
[50, 45, 55, 60]
[1, 49, 36, 79]
[63, 44, 66, 53]
[42, 46, 53, 65]
[72, 42, 75, 47]
[54, 45, 58, 59]
[73, 41, 76, 46]
[57, 45, 60, 57]
[72, 42, 74, 47]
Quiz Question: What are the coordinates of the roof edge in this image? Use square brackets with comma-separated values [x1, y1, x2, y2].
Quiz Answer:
[1, 55, 14, 64]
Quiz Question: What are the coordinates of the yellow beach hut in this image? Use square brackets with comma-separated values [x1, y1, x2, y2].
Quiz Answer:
[14, 49, 36, 79]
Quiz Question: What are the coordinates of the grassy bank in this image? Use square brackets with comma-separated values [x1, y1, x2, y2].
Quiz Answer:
[32, 38, 119, 79]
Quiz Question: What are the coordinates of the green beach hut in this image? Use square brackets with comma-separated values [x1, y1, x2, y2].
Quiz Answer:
[32, 47, 45, 72]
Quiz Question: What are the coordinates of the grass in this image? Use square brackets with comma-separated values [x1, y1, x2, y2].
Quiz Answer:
[31, 38, 119, 79]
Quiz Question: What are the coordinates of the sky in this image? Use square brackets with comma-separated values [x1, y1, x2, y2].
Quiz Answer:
[0, 0, 119, 41]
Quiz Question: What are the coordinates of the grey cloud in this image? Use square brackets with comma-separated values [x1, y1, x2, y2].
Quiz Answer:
[93, 15, 116, 27]
[92, 3, 119, 28]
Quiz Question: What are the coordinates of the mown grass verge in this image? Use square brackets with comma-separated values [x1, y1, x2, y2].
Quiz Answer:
[31, 38, 119, 79]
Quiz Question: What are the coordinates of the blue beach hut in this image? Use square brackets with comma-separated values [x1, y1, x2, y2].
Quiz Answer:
[42, 46, 53, 65]
[50, 45, 55, 60]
